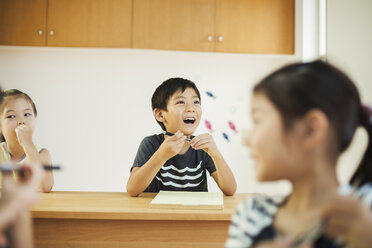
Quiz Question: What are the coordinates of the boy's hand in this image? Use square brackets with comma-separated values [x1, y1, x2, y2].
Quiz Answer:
[15, 123, 34, 148]
[157, 130, 187, 161]
[190, 133, 220, 157]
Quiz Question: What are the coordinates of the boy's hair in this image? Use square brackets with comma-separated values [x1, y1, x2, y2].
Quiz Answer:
[0, 89, 37, 117]
[253, 60, 372, 187]
[151, 78, 201, 131]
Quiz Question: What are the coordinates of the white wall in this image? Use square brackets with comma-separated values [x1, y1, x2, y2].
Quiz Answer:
[0, 46, 299, 194]
[326, 0, 372, 183]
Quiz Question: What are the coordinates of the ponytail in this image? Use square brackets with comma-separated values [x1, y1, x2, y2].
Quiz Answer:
[0, 89, 4, 142]
[350, 105, 372, 187]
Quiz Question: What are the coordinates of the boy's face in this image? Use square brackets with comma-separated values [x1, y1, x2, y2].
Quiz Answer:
[156, 87, 202, 136]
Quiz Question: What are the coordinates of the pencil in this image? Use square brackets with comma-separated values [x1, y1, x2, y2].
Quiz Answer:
[0, 164, 61, 172]
[162, 131, 192, 142]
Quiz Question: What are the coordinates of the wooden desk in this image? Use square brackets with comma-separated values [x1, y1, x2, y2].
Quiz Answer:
[32, 191, 249, 248]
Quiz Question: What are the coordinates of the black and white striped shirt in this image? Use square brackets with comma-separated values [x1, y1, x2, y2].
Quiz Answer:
[132, 134, 216, 192]
[226, 184, 372, 248]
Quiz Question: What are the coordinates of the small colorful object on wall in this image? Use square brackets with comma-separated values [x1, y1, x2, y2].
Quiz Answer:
[228, 121, 238, 134]
[205, 91, 216, 99]
[205, 120, 214, 133]
[222, 132, 230, 142]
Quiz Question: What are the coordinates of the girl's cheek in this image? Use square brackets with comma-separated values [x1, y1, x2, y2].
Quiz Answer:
[250, 130, 262, 148]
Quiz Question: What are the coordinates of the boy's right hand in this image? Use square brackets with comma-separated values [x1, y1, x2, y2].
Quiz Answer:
[157, 130, 187, 161]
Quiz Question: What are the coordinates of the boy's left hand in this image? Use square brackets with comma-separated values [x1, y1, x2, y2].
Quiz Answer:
[189, 133, 220, 157]
[15, 123, 33, 148]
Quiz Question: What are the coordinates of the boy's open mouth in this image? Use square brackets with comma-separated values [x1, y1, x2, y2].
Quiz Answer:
[183, 117, 196, 124]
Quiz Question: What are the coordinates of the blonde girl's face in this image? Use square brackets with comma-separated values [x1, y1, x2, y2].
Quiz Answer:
[0, 96, 36, 143]
[248, 93, 301, 182]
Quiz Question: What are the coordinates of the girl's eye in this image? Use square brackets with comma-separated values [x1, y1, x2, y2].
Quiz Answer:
[24, 113, 32, 117]
[176, 101, 185, 104]
[6, 115, 15, 119]
[194, 100, 201, 105]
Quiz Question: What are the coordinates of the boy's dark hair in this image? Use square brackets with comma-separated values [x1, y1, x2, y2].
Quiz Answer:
[151, 78, 201, 131]
[253, 60, 372, 187]
[0, 89, 38, 142]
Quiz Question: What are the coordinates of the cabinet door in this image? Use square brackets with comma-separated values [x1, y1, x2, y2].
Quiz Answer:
[0, 0, 47, 46]
[133, 0, 215, 52]
[215, 0, 294, 54]
[47, 0, 132, 48]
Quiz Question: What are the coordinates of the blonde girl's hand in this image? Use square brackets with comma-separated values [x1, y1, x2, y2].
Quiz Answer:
[15, 123, 34, 148]
[158, 130, 187, 161]
[321, 195, 372, 248]
[190, 133, 219, 157]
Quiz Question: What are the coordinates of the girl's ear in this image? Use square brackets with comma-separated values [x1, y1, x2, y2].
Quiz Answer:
[302, 110, 330, 149]
[153, 108, 165, 122]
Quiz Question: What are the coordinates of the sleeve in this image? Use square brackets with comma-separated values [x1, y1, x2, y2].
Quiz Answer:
[204, 153, 216, 175]
[358, 183, 372, 207]
[35, 144, 46, 153]
[131, 137, 158, 171]
[340, 183, 372, 207]
[225, 197, 255, 248]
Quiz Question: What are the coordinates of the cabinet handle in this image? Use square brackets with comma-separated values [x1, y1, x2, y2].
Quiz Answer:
[38, 29, 44, 36]
[218, 36, 223, 42]
[49, 30, 55, 36]
[207, 35, 213, 41]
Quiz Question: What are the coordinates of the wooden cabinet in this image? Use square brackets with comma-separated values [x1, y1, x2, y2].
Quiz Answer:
[0, 0, 132, 48]
[0, 0, 47, 46]
[0, 0, 294, 54]
[47, 0, 132, 48]
[133, 0, 294, 54]
[133, 0, 215, 52]
[215, 0, 294, 54]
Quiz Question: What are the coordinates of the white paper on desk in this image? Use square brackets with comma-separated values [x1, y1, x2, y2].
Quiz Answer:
[149, 191, 224, 210]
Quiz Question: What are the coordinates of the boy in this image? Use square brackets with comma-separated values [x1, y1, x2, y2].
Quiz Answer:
[126, 78, 236, 197]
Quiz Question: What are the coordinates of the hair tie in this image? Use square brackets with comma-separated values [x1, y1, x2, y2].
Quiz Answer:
[363, 105, 372, 124]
